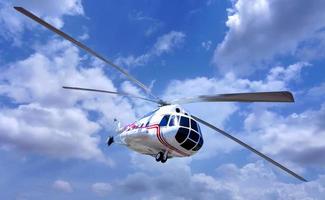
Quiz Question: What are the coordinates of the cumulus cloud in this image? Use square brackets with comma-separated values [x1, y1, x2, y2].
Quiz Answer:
[0, 0, 84, 44]
[214, 0, 325, 75]
[53, 180, 73, 193]
[0, 103, 105, 161]
[114, 31, 185, 68]
[0, 38, 152, 165]
[111, 154, 325, 199]
[244, 103, 325, 167]
[91, 182, 112, 197]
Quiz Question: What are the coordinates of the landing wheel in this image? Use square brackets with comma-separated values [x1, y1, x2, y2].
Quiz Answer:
[161, 152, 168, 163]
[161, 156, 167, 163]
[155, 152, 163, 162]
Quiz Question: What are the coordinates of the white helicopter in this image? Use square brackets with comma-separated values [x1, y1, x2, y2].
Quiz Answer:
[15, 7, 307, 182]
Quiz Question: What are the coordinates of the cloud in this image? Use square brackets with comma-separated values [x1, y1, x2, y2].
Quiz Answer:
[307, 82, 325, 98]
[120, 81, 156, 117]
[128, 10, 163, 37]
[91, 182, 112, 197]
[214, 0, 325, 75]
[201, 40, 212, 51]
[53, 180, 73, 193]
[0, 39, 152, 165]
[111, 154, 325, 199]
[114, 31, 186, 68]
[295, 30, 325, 61]
[0, 0, 84, 44]
[213, 162, 325, 199]
[0, 103, 106, 161]
[244, 103, 325, 167]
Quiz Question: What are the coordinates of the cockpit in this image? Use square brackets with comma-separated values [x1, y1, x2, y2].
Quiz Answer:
[159, 114, 203, 151]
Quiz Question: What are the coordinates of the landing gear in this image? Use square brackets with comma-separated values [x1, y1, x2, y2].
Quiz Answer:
[155, 152, 163, 162]
[155, 151, 168, 163]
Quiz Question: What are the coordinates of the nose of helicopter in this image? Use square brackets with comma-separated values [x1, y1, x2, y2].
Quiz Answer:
[160, 114, 204, 153]
[175, 115, 203, 152]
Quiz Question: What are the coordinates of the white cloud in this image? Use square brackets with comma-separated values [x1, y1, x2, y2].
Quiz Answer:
[91, 182, 112, 197]
[153, 31, 185, 55]
[53, 180, 73, 193]
[296, 31, 325, 61]
[244, 103, 325, 167]
[214, 0, 325, 75]
[0, 39, 121, 109]
[307, 82, 325, 98]
[129, 10, 163, 37]
[201, 40, 212, 51]
[112, 155, 325, 199]
[0, 0, 84, 44]
[0, 39, 153, 165]
[0, 103, 107, 162]
[120, 81, 156, 117]
[14, 0, 84, 27]
[115, 31, 185, 68]
[129, 11, 157, 22]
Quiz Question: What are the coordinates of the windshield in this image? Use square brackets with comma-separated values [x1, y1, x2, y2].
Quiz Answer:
[174, 116, 203, 151]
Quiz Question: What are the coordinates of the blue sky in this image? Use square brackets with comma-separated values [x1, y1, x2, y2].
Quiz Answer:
[1, 0, 325, 199]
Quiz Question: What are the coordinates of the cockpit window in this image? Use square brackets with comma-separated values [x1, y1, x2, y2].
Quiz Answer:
[159, 115, 170, 126]
[175, 127, 188, 143]
[189, 130, 199, 142]
[192, 137, 203, 151]
[175, 117, 203, 151]
[180, 139, 196, 150]
[168, 115, 179, 127]
[180, 116, 190, 127]
[191, 119, 198, 132]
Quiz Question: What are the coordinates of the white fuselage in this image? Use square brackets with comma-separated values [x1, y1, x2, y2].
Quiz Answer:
[114, 105, 204, 158]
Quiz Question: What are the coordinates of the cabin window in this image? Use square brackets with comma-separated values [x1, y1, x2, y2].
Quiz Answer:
[159, 115, 170, 126]
[180, 116, 190, 127]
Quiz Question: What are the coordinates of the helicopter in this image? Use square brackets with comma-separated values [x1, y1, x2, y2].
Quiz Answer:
[15, 7, 307, 182]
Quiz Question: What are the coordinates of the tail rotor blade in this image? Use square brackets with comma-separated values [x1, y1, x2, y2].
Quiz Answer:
[192, 115, 307, 182]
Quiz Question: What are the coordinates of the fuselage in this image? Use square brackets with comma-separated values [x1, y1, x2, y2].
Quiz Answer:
[114, 105, 204, 158]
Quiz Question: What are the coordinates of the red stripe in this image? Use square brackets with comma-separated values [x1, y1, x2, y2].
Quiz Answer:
[147, 124, 189, 156]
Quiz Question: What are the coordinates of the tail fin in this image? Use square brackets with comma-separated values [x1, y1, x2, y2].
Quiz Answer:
[114, 118, 123, 133]
[107, 118, 123, 147]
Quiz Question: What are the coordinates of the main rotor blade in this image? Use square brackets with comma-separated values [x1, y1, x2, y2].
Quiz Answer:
[191, 115, 307, 182]
[63, 86, 159, 104]
[14, 7, 162, 103]
[169, 91, 294, 105]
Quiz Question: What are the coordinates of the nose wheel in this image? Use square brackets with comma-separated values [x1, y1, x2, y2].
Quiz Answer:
[155, 152, 168, 163]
